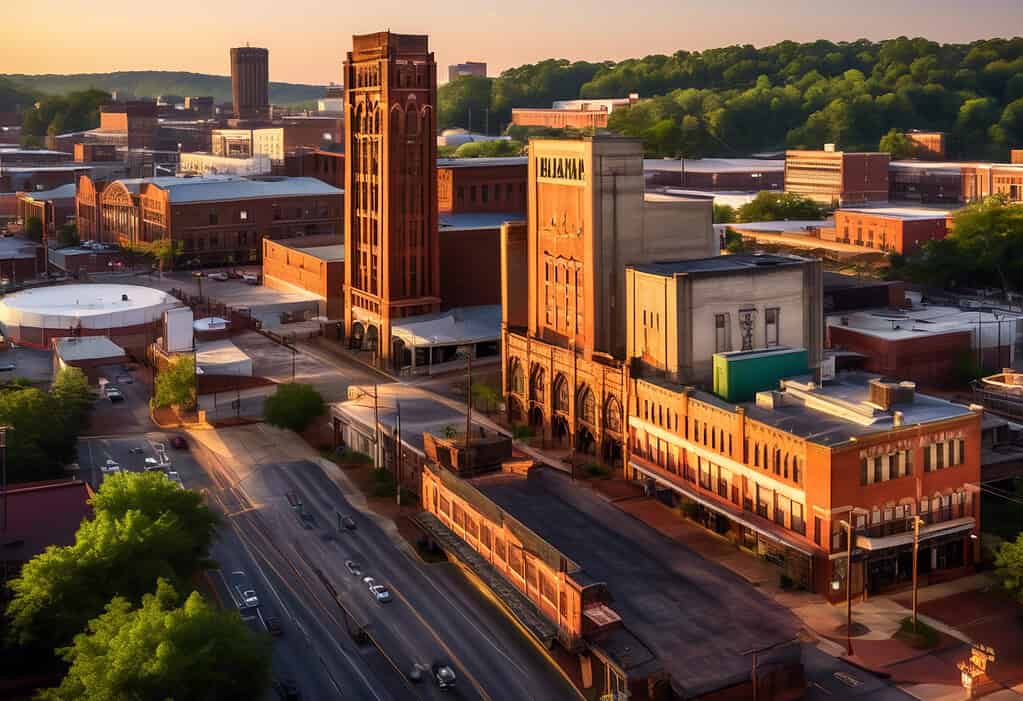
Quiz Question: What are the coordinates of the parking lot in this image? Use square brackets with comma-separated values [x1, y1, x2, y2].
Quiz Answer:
[0, 345, 58, 386]
[88, 362, 153, 434]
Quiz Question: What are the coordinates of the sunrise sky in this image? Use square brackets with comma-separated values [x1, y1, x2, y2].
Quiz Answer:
[2, 0, 1021, 84]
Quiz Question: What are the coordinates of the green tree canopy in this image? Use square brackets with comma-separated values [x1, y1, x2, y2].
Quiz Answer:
[451, 139, 524, 158]
[24, 216, 43, 243]
[894, 195, 1023, 292]
[39, 579, 271, 701]
[438, 76, 494, 133]
[154, 355, 196, 410]
[51, 366, 94, 449]
[0, 387, 70, 483]
[878, 128, 921, 159]
[736, 191, 826, 222]
[995, 533, 1023, 604]
[57, 222, 80, 248]
[21, 89, 110, 145]
[263, 382, 324, 433]
[713, 203, 736, 224]
[6, 471, 218, 648]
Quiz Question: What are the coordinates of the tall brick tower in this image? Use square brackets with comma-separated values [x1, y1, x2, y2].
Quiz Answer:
[230, 47, 270, 120]
[343, 32, 440, 366]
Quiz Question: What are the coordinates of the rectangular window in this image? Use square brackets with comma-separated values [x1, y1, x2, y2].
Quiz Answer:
[239, 210, 248, 221]
[482, 184, 489, 203]
[208, 211, 218, 225]
[715, 313, 731, 353]
[765, 308, 780, 346]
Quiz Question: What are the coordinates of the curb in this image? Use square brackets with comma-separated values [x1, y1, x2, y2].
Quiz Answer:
[839, 655, 893, 679]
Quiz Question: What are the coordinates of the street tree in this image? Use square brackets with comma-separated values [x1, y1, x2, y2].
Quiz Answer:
[995, 533, 1023, 604]
[51, 366, 94, 444]
[263, 382, 325, 433]
[0, 386, 68, 483]
[6, 472, 218, 648]
[736, 191, 826, 222]
[39, 579, 271, 701]
[154, 355, 196, 410]
[57, 222, 79, 247]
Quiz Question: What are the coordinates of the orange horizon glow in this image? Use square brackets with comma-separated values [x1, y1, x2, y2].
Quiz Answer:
[1, 0, 1021, 85]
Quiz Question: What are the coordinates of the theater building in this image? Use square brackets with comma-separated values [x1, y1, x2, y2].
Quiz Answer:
[80, 174, 342, 265]
[501, 135, 716, 464]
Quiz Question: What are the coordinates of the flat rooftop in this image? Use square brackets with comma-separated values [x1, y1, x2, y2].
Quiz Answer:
[0, 236, 41, 261]
[437, 157, 527, 169]
[295, 244, 344, 262]
[737, 371, 976, 447]
[631, 253, 809, 277]
[111, 175, 343, 203]
[828, 305, 1023, 342]
[472, 469, 801, 697]
[726, 219, 831, 234]
[837, 204, 959, 221]
[53, 335, 125, 362]
[440, 212, 524, 230]
[644, 158, 784, 173]
[823, 271, 902, 290]
[391, 304, 501, 347]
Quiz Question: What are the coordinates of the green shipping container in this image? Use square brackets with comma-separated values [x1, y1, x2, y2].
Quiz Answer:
[713, 347, 809, 403]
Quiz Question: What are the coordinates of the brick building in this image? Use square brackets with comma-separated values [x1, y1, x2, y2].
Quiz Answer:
[437, 157, 526, 214]
[98, 101, 159, 150]
[905, 130, 947, 159]
[447, 61, 487, 82]
[826, 207, 952, 254]
[784, 148, 890, 205]
[627, 372, 982, 601]
[888, 161, 963, 204]
[343, 32, 440, 364]
[231, 47, 270, 120]
[643, 158, 785, 191]
[79, 174, 343, 265]
[510, 108, 608, 130]
[262, 235, 344, 319]
[16, 183, 77, 243]
[502, 136, 716, 463]
[280, 148, 344, 188]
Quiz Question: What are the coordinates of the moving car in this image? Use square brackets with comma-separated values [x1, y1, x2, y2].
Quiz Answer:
[143, 457, 164, 471]
[432, 663, 457, 690]
[345, 560, 361, 577]
[101, 459, 121, 473]
[105, 386, 124, 402]
[370, 584, 392, 603]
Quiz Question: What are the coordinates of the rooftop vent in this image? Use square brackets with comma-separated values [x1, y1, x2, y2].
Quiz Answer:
[869, 378, 915, 410]
[121, 294, 128, 302]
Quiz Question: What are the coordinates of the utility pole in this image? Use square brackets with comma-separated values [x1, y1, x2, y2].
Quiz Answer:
[465, 350, 473, 470]
[841, 518, 855, 656]
[911, 515, 923, 630]
[395, 400, 402, 507]
[373, 384, 380, 470]
[1, 427, 7, 535]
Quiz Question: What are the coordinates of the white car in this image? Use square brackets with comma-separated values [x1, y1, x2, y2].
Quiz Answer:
[370, 585, 392, 603]
[105, 386, 124, 402]
[242, 272, 259, 285]
[101, 459, 121, 473]
[208, 271, 229, 281]
[239, 589, 259, 608]
[143, 457, 164, 471]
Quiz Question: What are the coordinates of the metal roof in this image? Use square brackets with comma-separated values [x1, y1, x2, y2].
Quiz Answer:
[110, 175, 343, 202]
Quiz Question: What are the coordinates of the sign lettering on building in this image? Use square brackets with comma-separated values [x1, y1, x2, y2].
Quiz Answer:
[537, 156, 586, 183]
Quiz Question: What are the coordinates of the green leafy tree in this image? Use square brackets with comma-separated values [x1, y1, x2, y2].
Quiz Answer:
[713, 203, 736, 224]
[127, 238, 183, 274]
[451, 139, 524, 158]
[154, 355, 196, 410]
[263, 382, 324, 432]
[24, 216, 43, 243]
[20, 89, 110, 143]
[995, 533, 1023, 604]
[0, 387, 69, 483]
[470, 382, 500, 412]
[438, 76, 494, 133]
[6, 472, 218, 648]
[736, 191, 826, 222]
[57, 222, 80, 247]
[878, 128, 920, 159]
[39, 579, 271, 701]
[51, 366, 94, 448]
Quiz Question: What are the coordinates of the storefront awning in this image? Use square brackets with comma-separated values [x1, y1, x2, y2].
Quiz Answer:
[855, 517, 975, 552]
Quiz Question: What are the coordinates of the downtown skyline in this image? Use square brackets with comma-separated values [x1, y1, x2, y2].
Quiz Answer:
[2, 0, 1022, 84]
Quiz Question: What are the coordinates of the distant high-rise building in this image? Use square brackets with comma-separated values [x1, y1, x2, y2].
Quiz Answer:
[230, 46, 270, 120]
[447, 61, 486, 82]
[343, 31, 439, 364]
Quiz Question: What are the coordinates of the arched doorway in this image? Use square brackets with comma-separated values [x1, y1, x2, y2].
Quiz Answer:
[508, 358, 525, 396]
[552, 373, 569, 413]
[552, 414, 570, 446]
[602, 437, 622, 465]
[528, 406, 544, 429]
[508, 396, 525, 424]
[576, 426, 596, 455]
[392, 338, 411, 371]
[349, 322, 365, 350]
[529, 365, 545, 403]
[364, 325, 379, 353]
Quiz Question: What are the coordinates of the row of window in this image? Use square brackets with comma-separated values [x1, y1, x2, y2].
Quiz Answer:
[860, 449, 912, 485]
[923, 439, 965, 472]
[455, 181, 525, 205]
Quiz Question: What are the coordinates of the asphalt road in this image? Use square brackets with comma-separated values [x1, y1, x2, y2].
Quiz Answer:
[802, 644, 916, 700]
[220, 457, 579, 701]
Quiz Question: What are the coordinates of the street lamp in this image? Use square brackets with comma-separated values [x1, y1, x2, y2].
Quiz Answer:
[838, 518, 855, 656]
[911, 515, 925, 631]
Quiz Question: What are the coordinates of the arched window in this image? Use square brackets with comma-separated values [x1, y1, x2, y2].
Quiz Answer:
[578, 386, 596, 424]
[529, 365, 545, 403]
[552, 374, 569, 413]
[509, 358, 525, 395]
[605, 396, 623, 433]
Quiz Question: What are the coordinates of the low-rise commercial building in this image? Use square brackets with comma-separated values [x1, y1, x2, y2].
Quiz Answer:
[79, 174, 343, 265]
[179, 152, 271, 176]
[262, 235, 344, 319]
[437, 157, 526, 215]
[0, 236, 46, 283]
[827, 206, 953, 254]
[785, 148, 890, 206]
[905, 130, 947, 159]
[511, 108, 609, 130]
[16, 183, 76, 242]
[644, 158, 784, 191]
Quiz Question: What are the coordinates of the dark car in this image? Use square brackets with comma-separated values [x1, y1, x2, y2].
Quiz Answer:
[170, 436, 187, 450]
[265, 615, 283, 637]
[340, 515, 357, 531]
[274, 679, 300, 700]
[432, 663, 456, 690]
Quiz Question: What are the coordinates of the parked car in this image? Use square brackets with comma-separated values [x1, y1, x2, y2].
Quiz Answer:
[170, 435, 187, 450]
[242, 272, 260, 285]
[105, 386, 124, 402]
[143, 457, 164, 471]
[432, 663, 457, 690]
[265, 615, 283, 637]
[208, 271, 229, 281]
[340, 515, 357, 531]
[370, 585, 392, 603]
[101, 459, 121, 473]
[345, 560, 361, 577]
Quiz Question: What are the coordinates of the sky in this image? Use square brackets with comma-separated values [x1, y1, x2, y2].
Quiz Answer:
[1, 0, 1022, 85]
